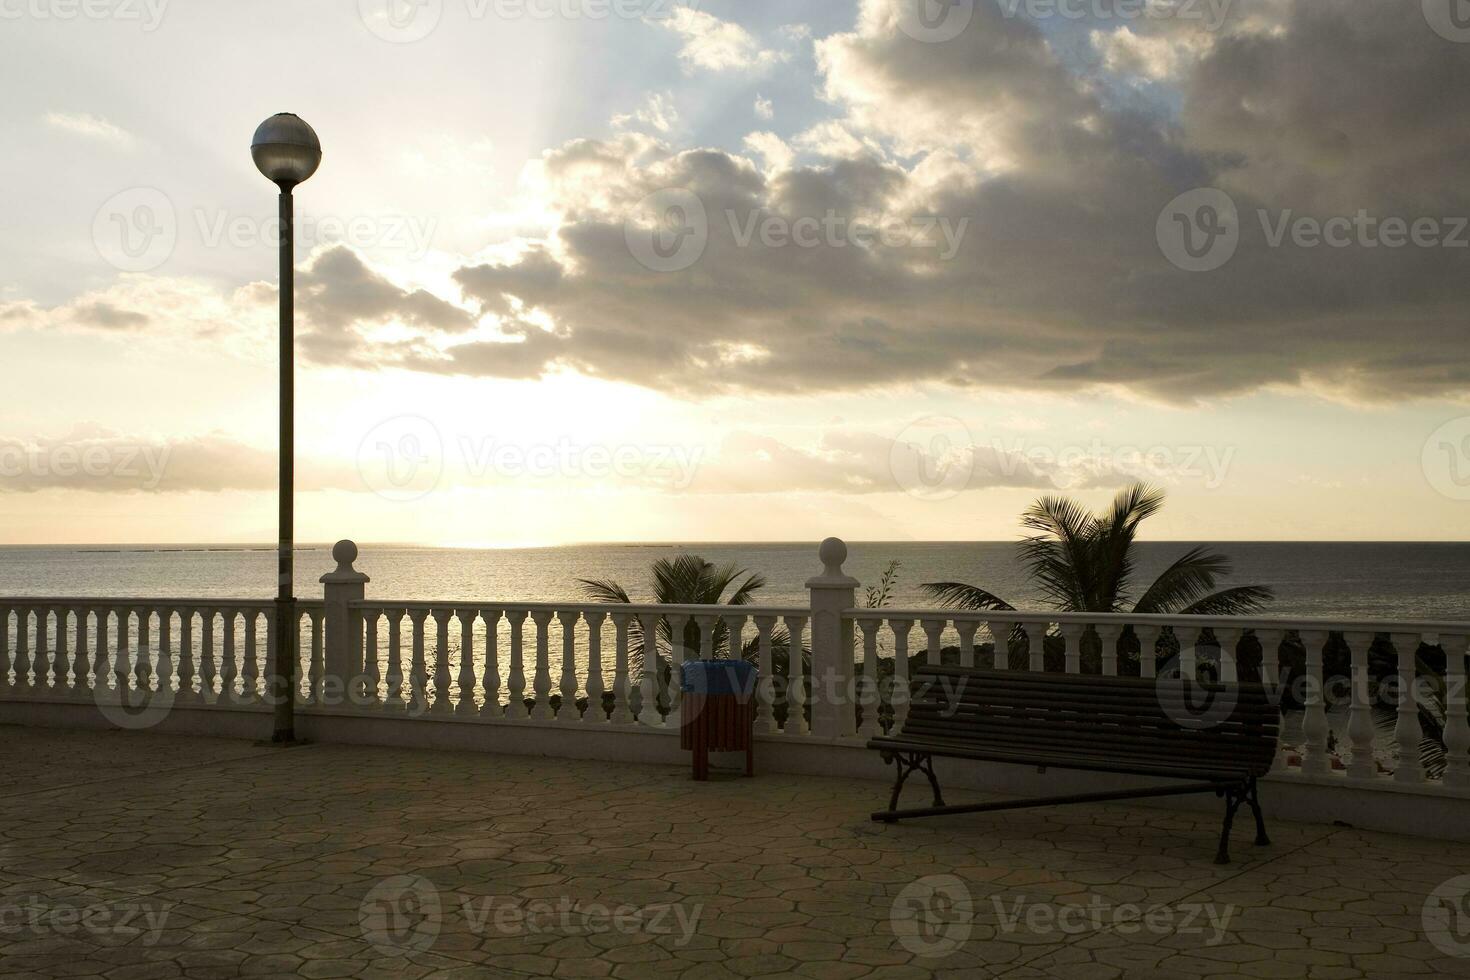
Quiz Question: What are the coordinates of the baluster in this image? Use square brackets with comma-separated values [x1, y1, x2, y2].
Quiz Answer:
[921, 619, 945, 667]
[456, 609, 477, 717]
[355, 609, 378, 707]
[200, 609, 218, 703]
[1255, 630, 1288, 772]
[505, 610, 529, 720]
[52, 608, 70, 693]
[407, 609, 429, 715]
[35, 608, 51, 694]
[1392, 632, 1425, 785]
[954, 619, 978, 669]
[308, 608, 325, 705]
[1179, 629, 1200, 680]
[0, 606, 11, 689]
[480, 609, 503, 719]
[385, 609, 406, 710]
[242, 610, 260, 702]
[1136, 625, 1160, 679]
[858, 618, 881, 737]
[529, 611, 554, 720]
[1026, 623, 1045, 672]
[16, 608, 33, 692]
[557, 610, 580, 723]
[430, 608, 452, 714]
[754, 616, 776, 733]
[987, 620, 1013, 671]
[636, 613, 661, 726]
[92, 608, 109, 696]
[113, 609, 130, 696]
[611, 612, 634, 724]
[693, 615, 714, 660]
[263, 606, 277, 706]
[584, 611, 607, 723]
[177, 610, 196, 703]
[1442, 634, 1470, 789]
[1300, 630, 1331, 776]
[1097, 624, 1121, 677]
[134, 608, 152, 695]
[72, 607, 91, 694]
[1217, 627, 1240, 684]
[156, 608, 173, 696]
[667, 613, 692, 728]
[1344, 631, 1377, 781]
[724, 614, 747, 663]
[888, 618, 914, 732]
[1060, 624, 1083, 675]
[782, 615, 808, 735]
[219, 611, 237, 701]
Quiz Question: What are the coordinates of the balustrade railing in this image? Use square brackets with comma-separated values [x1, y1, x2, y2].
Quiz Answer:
[0, 598, 323, 704]
[1, 538, 1467, 797]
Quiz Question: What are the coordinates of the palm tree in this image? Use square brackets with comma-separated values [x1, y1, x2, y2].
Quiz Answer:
[579, 554, 797, 721]
[920, 484, 1273, 674]
[578, 554, 773, 668]
[923, 483, 1274, 616]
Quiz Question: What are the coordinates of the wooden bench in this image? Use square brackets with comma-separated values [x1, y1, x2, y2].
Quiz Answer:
[867, 666, 1281, 863]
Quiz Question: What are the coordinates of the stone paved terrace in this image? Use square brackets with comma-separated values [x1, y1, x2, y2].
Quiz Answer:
[2, 727, 1469, 979]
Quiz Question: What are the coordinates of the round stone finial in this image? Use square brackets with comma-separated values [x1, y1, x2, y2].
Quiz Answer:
[818, 537, 848, 575]
[332, 539, 358, 568]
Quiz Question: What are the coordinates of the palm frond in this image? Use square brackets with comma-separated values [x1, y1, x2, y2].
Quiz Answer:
[1092, 483, 1164, 610]
[1131, 546, 1233, 614]
[920, 582, 1016, 611]
[1176, 585, 1275, 617]
[577, 578, 632, 605]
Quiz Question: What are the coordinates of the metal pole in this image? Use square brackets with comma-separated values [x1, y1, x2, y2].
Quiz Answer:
[272, 185, 296, 743]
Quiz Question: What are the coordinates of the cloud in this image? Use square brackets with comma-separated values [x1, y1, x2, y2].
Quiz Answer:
[394, 0, 1469, 405]
[612, 92, 679, 134]
[43, 111, 132, 145]
[12, 0, 1469, 410]
[0, 431, 278, 494]
[753, 94, 774, 120]
[659, 8, 784, 72]
[743, 131, 793, 173]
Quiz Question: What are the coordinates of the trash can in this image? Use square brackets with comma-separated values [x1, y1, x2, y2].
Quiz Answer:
[679, 660, 757, 781]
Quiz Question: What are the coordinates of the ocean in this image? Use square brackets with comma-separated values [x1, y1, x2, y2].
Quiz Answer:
[1, 541, 1467, 622]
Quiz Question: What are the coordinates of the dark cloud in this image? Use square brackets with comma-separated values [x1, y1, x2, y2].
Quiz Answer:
[297, 0, 1470, 405]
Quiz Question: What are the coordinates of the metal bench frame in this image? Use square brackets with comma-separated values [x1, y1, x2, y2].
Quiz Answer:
[868, 666, 1280, 864]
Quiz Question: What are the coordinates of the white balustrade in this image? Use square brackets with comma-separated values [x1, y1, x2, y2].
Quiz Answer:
[4, 539, 1470, 804]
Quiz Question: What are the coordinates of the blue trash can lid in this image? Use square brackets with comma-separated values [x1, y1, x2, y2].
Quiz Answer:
[680, 659, 758, 695]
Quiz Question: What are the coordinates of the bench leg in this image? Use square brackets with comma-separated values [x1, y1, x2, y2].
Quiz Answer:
[1215, 785, 1245, 865]
[1246, 777, 1269, 846]
[877, 751, 941, 821]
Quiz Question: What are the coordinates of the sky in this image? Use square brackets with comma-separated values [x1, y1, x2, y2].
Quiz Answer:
[1, 0, 1468, 546]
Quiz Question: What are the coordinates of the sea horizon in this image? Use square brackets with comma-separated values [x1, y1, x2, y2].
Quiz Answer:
[4, 541, 1467, 624]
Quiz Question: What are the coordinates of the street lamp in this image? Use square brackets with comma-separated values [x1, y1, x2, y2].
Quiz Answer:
[252, 113, 321, 743]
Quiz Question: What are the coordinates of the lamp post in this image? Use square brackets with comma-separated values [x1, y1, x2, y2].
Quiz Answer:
[251, 113, 321, 743]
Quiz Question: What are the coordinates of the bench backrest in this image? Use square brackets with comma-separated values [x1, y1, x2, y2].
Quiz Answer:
[904, 666, 1280, 778]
